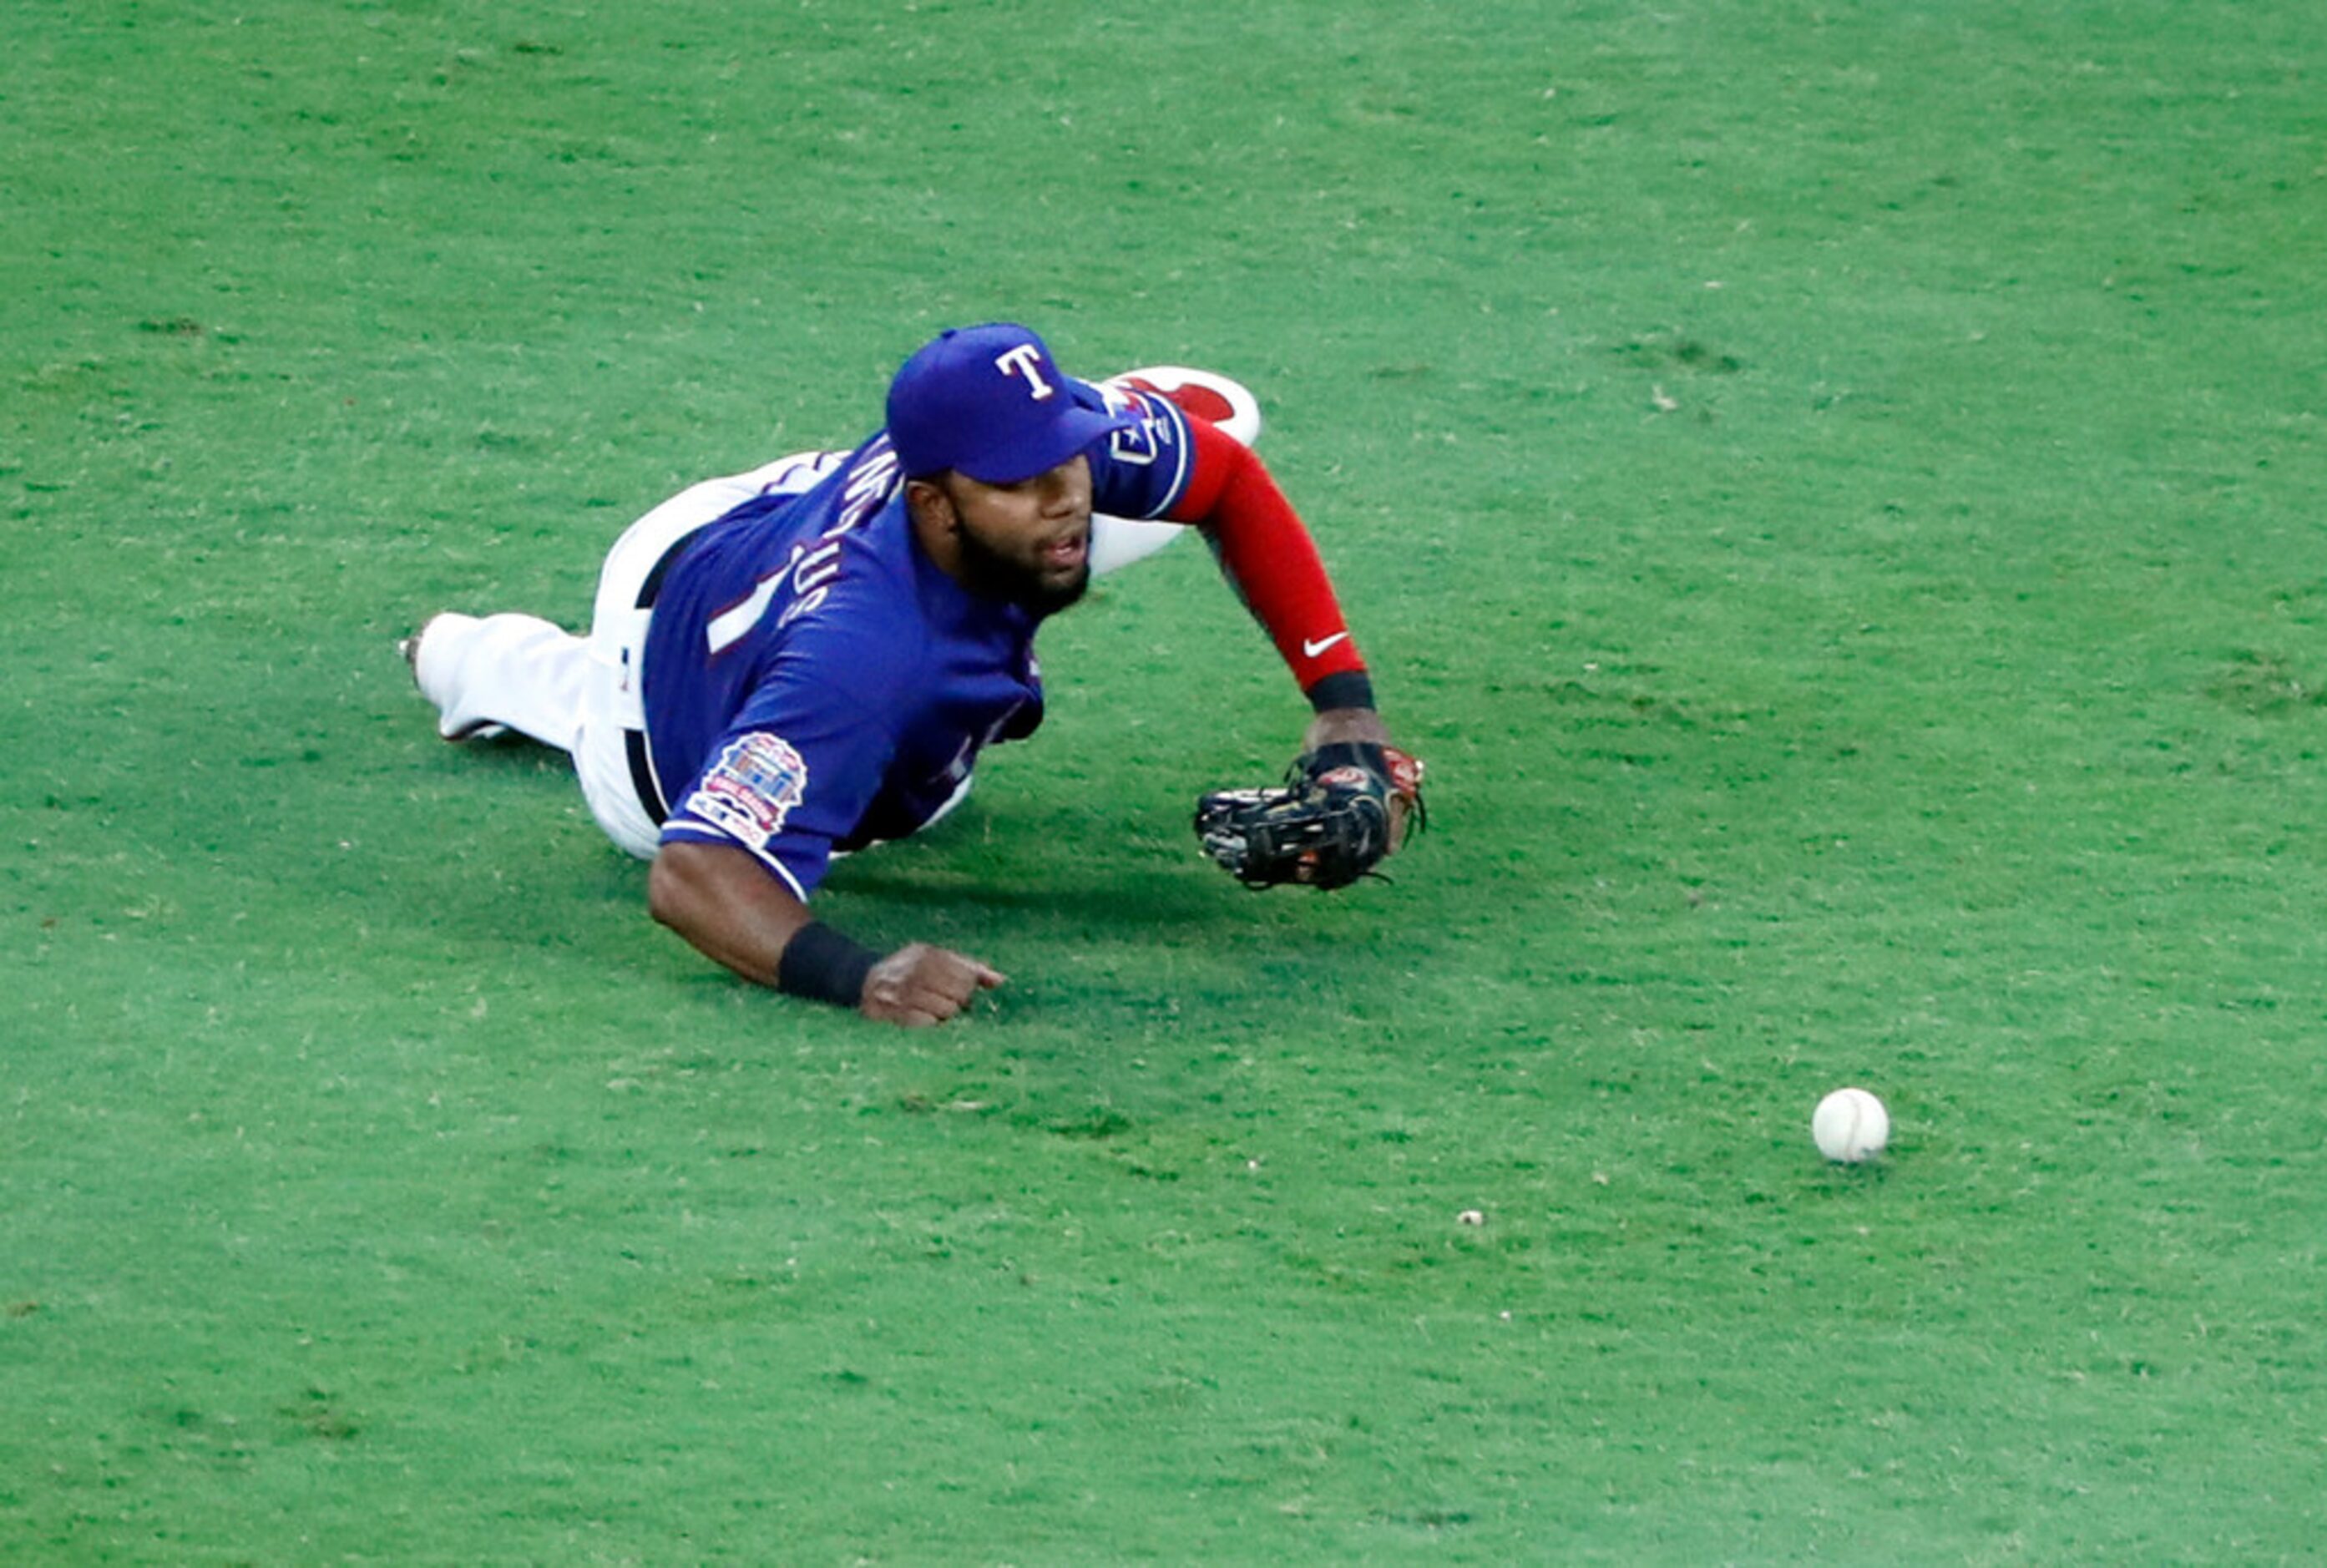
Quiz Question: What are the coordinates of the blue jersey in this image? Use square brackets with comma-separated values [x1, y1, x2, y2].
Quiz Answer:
[641, 378, 1196, 899]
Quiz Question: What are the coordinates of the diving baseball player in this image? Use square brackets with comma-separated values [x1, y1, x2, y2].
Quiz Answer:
[404, 323, 1422, 1024]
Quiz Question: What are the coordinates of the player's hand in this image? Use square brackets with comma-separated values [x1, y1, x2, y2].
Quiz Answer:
[1301, 706, 1393, 753]
[858, 943, 1006, 1026]
[1300, 708, 1424, 851]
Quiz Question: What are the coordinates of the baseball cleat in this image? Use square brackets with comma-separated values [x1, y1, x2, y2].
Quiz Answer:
[401, 614, 508, 741]
[1102, 366, 1262, 448]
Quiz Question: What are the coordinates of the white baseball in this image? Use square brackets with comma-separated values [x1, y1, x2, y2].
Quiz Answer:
[1813, 1087, 1889, 1163]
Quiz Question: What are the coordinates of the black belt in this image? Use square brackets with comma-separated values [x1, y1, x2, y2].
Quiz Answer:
[623, 527, 703, 825]
[625, 729, 669, 826]
[635, 525, 699, 612]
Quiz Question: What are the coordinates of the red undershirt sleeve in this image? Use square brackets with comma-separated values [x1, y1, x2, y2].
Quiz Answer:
[1164, 413, 1370, 701]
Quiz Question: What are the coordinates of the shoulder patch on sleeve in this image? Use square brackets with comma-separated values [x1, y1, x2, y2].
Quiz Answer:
[684, 732, 809, 847]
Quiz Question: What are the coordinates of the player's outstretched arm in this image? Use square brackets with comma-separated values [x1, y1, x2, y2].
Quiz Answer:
[648, 839, 1004, 1024]
[1158, 421, 1428, 886]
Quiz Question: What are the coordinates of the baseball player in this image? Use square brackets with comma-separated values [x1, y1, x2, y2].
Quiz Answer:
[404, 323, 1422, 1025]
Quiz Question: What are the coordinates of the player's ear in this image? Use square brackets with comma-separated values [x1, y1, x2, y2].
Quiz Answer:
[904, 477, 959, 533]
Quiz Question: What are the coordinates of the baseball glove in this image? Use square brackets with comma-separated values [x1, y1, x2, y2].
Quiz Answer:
[1195, 741, 1426, 889]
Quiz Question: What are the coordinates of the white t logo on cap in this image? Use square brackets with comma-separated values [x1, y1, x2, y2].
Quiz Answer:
[994, 344, 1056, 401]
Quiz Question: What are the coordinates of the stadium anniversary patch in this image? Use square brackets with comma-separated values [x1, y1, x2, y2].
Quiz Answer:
[685, 731, 808, 847]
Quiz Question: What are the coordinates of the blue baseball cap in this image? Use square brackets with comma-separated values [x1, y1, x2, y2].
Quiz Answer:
[886, 323, 1134, 484]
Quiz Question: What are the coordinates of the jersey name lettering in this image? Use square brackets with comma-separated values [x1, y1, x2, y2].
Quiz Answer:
[778, 540, 843, 630]
[706, 444, 896, 657]
[833, 440, 900, 535]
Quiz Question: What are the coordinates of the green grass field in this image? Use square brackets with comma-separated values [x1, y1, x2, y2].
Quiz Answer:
[7, 0, 2324, 1560]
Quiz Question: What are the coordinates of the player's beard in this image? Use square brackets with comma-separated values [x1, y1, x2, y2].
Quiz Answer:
[955, 518, 1090, 616]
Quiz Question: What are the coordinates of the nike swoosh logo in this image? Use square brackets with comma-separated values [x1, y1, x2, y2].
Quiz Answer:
[1302, 632, 1350, 659]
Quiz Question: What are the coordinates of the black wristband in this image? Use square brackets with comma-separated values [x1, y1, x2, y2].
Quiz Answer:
[776, 921, 882, 1008]
[1305, 669, 1376, 714]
